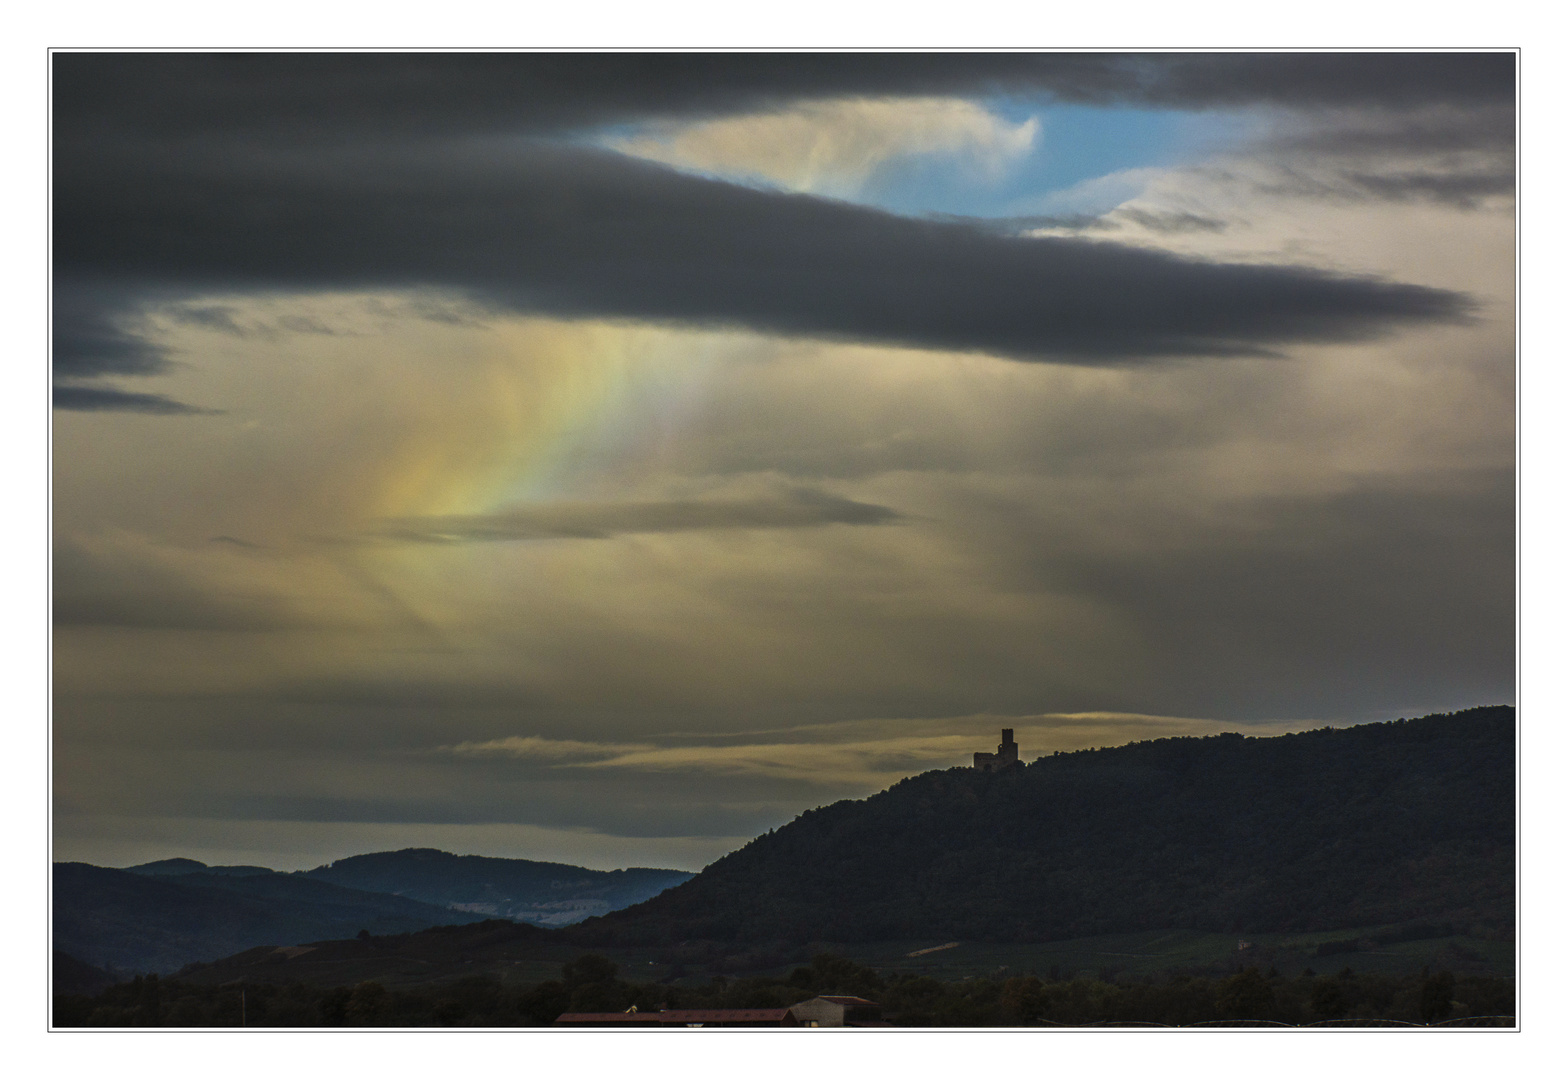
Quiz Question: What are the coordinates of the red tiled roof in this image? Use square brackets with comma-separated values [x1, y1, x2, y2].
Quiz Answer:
[556, 1008, 793, 1026]
[657, 1010, 791, 1023]
[556, 1012, 659, 1024]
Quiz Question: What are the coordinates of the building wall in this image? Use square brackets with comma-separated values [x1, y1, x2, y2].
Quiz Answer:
[788, 997, 882, 1027]
[789, 998, 848, 1026]
[975, 729, 1019, 772]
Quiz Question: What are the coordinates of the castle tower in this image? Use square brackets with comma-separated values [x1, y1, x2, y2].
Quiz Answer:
[999, 728, 1017, 765]
[974, 728, 1020, 772]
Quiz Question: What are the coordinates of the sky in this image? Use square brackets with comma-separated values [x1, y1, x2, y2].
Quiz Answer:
[51, 53, 1516, 873]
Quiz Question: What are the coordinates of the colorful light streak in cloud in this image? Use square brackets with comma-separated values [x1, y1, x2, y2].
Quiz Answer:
[134, 296, 740, 525]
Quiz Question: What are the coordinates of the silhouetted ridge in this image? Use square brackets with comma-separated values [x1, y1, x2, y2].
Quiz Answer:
[569, 707, 1514, 945]
[302, 849, 692, 926]
[52, 863, 493, 974]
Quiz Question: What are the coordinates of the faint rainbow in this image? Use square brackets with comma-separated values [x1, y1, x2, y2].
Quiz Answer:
[369, 318, 724, 523]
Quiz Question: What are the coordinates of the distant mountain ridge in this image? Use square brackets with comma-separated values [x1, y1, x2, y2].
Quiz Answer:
[54, 849, 695, 977]
[301, 849, 693, 927]
[569, 707, 1515, 947]
[53, 863, 493, 975]
[128, 858, 274, 878]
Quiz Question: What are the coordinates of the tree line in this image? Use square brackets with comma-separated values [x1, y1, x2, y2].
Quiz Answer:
[54, 952, 1512, 1027]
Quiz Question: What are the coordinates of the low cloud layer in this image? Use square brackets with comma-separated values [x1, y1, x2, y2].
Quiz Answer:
[376, 490, 900, 543]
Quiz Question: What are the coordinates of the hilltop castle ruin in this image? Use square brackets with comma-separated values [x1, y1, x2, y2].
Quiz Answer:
[973, 728, 1020, 772]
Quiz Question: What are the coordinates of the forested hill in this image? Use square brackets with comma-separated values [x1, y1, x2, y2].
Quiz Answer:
[569, 707, 1515, 946]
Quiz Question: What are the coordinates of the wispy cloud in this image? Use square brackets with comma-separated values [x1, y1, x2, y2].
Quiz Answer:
[53, 383, 218, 415]
[440, 712, 1305, 788]
[375, 489, 901, 543]
[446, 735, 658, 761]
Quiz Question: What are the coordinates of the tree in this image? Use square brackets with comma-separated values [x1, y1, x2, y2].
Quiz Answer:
[1309, 977, 1348, 1020]
[1215, 968, 1274, 1020]
[562, 954, 624, 1013]
[562, 954, 618, 988]
[344, 981, 387, 1025]
[997, 976, 1043, 1025]
[1419, 971, 1456, 1023]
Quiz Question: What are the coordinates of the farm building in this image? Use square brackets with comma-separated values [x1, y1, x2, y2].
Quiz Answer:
[556, 1007, 797, 1027]
[785, 995, 887, 1027]
[556, 996, 887, 1027]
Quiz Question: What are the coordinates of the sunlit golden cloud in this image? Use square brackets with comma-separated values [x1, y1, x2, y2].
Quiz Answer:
[442, 712, 1308, 788]
[607, 97, 1037, 196]
[448, 735, 659, 761]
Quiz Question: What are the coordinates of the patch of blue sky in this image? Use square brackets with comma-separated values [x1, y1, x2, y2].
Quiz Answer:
[581, 99, 1257, 224]
[860, 102, 1252, 221]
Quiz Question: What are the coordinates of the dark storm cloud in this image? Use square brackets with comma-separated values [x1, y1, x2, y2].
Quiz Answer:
[52, 384, 216, 415]
[52, 52, 1506, 410]
[55, 142, 1472, 366]
[52, 287, 170, 379]
[1242, 102, 1515, 210]
[377, 490, 901, 543]
[51, 283, 219, 412]
[53, 52, 1514, 144]
[1265, 103, 1517, 157]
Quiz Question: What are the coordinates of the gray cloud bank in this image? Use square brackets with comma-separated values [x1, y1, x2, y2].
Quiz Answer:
[54, 144, 1470, 360]
[377, 490, 900, 544]
[52, 52, 1507, 410]
[54, 53, 1514, 142]
[51, 384, 216, 415]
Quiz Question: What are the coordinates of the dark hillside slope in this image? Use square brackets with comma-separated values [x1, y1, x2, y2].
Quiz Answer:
[172, 918, 552, 989]
[302, 849, 693, 927]
[53, 951, 120, 996]
[571, 707, 1514, 945]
